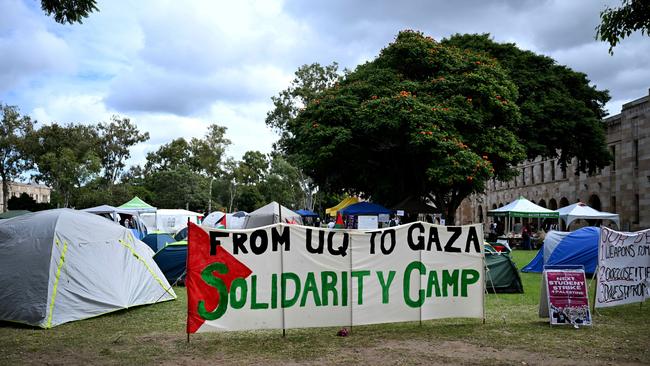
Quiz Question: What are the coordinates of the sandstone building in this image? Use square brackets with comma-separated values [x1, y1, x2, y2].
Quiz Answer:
[0, 181, 52, 212]
[457, 88, 650, 232]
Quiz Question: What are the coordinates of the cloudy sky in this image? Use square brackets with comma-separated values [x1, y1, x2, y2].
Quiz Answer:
[1, 0, 649, 166]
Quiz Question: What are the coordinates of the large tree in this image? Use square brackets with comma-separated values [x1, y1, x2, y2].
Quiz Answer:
[40, 0, 99, 24]
[0, 104, 34, 212]
[97, 116, 149, 185]
[441, 33, 611, 173]
[272, 30, 525, 223]
[266, 62, 341, 145]
[30, 123, 101, 207]
[596, 0, 650, 54]
[189, 124, 231, 178]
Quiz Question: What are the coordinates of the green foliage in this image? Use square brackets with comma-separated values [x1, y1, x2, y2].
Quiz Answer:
[0, 103, 34, 212]
[596, 0, 650, 54]
[144, 166, 209, 211]
[97, 116, 149, 185]
[276, 30, 525, 222]
[29, 123, 101, 208]
[190, 124, 231, 178]
[234, 151, 269, 185]
[260, 155, 305, 209]
[144, 138, 194, 173]
[442, 34, 612, 173]
[266, 62, 341, 144]
[40, 0, 99, 24]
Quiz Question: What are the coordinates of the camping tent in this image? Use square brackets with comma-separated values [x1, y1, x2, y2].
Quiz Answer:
[339, 202, 393, 215]
[82, 204, 147, 238]
[0, 209, 176, 328]
[142, 232, 176, 252]
[296, 209, 319, 217]
[0, 210, 30, 219]
[202, 211, 247, 229]
[555, 202, 620, 228]
[325, 196, 360, 217]
[140, 209, 203, 233]
[521, 227, 600, 275]
[484, 249, 524, 293]
[118, 196, 157, 213]
[154, 241, 187, 283]
[243, 202, 302, 229]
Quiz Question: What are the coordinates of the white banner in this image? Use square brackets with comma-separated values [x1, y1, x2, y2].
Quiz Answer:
[596, 227, 650, 308]
[187, 222, 485, 332]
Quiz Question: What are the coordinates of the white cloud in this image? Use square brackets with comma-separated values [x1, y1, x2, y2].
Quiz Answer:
[1, 0, 649, 170]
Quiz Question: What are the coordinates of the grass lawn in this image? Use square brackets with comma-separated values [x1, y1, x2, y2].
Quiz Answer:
[1, 250, 648, 365]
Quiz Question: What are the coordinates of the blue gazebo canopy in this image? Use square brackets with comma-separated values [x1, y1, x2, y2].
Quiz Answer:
[339, 202, 393, 215]
[296, 209, 319, 217]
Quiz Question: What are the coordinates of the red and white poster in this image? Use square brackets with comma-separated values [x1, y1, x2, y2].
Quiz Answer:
[542, 268, 591, 326]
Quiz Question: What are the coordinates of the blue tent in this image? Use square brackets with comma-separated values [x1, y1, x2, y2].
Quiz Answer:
[339, 202, 393, 215]
[142, 232, 176, 252]
[296, 209, 319, 217]
[522, 227, 600, 274]
[153, 241, 187, 283]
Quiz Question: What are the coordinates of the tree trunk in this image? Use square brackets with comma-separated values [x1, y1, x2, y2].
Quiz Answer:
[1, 176, 8, 213]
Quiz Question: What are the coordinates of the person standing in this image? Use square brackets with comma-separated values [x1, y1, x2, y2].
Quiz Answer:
[522, 224, 531, 250]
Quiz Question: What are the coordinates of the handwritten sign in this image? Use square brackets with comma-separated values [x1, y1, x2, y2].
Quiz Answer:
[596, 227, 650, 308]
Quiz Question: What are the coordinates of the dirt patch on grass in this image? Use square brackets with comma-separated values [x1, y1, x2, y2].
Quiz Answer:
[157, 339, 645, 366]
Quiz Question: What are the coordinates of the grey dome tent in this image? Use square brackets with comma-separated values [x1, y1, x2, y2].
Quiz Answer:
[0, 209, 176, 328]
[243, 202, 302, 229]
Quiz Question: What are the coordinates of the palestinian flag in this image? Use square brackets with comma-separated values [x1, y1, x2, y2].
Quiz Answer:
[216, 213, 226, 229]
[334, 212, 344, 229]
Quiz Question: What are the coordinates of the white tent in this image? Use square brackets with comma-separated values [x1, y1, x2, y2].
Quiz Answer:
[140, 209, 203, 233]
[487, 196, 559, 234]
[243, 202, 302, 229]
[555, 202, 620, 228]
[202, 211, 248, 229]
[0, 209, 176, 328]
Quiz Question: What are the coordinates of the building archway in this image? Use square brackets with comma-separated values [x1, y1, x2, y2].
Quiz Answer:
[492, 203, 497, 210]
[549, 198, 558, 210]
[559, 197, 569, 208]
[499, 203, 504, 208]
[588, 194, 602, 211]
[538, 199, 547, 208]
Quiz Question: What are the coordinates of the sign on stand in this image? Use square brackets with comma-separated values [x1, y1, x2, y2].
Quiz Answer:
[539, 266, 591, 327]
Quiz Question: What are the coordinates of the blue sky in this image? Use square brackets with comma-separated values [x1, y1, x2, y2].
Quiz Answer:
[1, 0, 648, 167]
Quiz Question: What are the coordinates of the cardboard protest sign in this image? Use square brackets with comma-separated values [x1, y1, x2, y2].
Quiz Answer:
[596, 227, 650, 308]
[540, 268, 591, 326]
[186, 222, 485, 333]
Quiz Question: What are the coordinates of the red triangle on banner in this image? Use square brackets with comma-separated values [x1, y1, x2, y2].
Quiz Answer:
[186, 222, 252, 333]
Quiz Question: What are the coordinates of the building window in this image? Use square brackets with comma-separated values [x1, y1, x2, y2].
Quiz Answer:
[634, 194, 639, 224]
[522, 168, 526, 185]
[531, 166, 535, 184]
[610, 196, 616, 213]
[610, 145, 616, 172]
[540, 163, 545, 182]
[634, 140, 639, 168]
[551, 160, 556, 181]
[562, 165, 567, 179]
